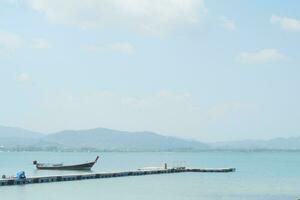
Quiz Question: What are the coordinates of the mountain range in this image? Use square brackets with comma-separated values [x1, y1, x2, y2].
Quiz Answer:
[0, 126, 208, 151]
[0, 125, 299, 151]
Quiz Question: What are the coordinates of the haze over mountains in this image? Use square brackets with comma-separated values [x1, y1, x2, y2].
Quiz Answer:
[0, 126, 208, 151]
[0, 125, 299, 151]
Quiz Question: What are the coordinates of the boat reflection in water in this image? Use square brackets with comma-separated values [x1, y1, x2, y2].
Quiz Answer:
[33, 156, 99, 171]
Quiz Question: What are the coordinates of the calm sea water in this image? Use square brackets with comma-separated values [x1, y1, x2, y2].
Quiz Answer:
[0, 151, 299, 200]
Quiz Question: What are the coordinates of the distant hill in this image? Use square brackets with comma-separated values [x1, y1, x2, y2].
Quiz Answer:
[0, 125, 43, 147]
[41, 128, 209, 151]
[1, 125, 300, 151]
[0, 125, 43, 138]
[0, 126, 208, 151]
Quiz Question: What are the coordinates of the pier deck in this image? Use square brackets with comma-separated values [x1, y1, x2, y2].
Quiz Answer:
[0, 167, 235, 186]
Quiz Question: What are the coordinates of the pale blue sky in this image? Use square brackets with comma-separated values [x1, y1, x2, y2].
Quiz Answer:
[0, 0, 299, 142]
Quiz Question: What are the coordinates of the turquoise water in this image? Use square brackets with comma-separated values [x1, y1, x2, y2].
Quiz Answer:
[0, 151, 299, 200]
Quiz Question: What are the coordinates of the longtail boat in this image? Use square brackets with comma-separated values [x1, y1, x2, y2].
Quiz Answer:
[33, 156, 99, 170]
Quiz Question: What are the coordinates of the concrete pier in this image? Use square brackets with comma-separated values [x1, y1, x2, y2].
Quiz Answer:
[0, 167, 235, 186]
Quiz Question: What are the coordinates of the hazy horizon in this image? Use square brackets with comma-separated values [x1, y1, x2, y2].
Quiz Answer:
[1, 123, 299, 144]
[1, 0, 299, 142]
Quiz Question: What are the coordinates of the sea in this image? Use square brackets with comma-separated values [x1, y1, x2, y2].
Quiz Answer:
[0, 151, 299, 200]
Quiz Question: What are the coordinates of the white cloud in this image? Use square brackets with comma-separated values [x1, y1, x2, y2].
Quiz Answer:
[0, 31, 50, 54]
[25, 0, 206, 35]
[31, 38, 50, 49]
[17, 73, 31, 82]
[236, 48, 286, 64]
[270, 15, 300, 32]
[0, 31, 24, 53]
[109, 42, 136, 55]
[220, 16, 236, 31]
[83, 42, 136, 55]
[2, 0, 22, 4]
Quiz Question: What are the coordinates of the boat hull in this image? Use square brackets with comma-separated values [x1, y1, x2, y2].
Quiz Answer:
[36, 162, 96, 170]
[34, 156, 99, 171]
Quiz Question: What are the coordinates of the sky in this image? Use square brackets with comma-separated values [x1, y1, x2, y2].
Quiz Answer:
[0, 0, 299, 142]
